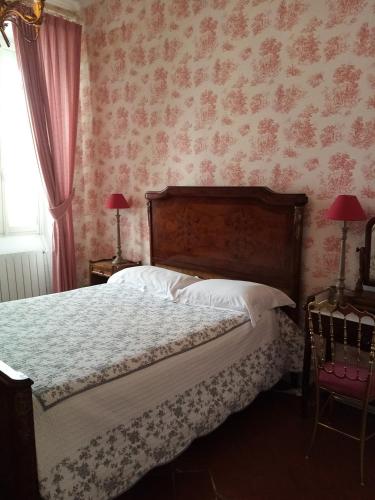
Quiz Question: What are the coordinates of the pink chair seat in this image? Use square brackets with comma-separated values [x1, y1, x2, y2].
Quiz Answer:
[319, 362, 375, 401]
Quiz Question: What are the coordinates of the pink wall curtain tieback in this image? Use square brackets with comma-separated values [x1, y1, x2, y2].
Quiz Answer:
[49, 191, 74, 221]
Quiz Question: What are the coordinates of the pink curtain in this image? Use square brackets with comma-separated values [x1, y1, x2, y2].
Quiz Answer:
[14, 15, 81, 292]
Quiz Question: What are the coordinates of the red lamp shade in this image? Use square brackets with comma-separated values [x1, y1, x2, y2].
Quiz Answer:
[105, 193, 130, 209]
[326, 195, 366, 221]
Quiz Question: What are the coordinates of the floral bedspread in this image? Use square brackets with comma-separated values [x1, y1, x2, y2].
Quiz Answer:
[0, 283, 248, 410]
[38, 310, 303, 500]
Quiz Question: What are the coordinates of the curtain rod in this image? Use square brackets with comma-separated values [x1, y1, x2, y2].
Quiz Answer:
[45, 4, 83, 25]
[21, 1, 83, 25]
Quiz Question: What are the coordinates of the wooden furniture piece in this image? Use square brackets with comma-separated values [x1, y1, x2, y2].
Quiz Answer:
[0, 186, 307, 500]
[302, 289, 375, 415]
[355, 216, 375, 311]
[0, 361, 39, 500]
[347, 289, 375, 315]
[146, 186, 307, 319]
[357, 217, 375, 290]
[89, 258, 141, 285]
[305, 299, 375, 485]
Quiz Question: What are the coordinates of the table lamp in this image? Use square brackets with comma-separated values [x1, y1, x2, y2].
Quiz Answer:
[326, 194, 366, 305]
[105, 193, 130, 265]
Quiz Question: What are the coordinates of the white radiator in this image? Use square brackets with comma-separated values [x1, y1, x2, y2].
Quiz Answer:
[0, 251, 51, 302]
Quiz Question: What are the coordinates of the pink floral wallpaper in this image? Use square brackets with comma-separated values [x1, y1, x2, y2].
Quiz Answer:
[73, 0, 375, 300]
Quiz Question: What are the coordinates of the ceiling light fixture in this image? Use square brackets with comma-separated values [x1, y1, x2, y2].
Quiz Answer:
[0, 0, 45, 47]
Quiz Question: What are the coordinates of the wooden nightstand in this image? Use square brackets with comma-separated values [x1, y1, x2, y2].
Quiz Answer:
[89, 258, 141, 285]
[348, 289, 375, 314]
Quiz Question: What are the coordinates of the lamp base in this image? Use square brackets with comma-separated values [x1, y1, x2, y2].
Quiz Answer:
[328, 285, 337, 305]
[336, 283, 346, 306]
[112, 255, 127, 265]
[328, 284, 347, 306]
[327, 283, 346, 306]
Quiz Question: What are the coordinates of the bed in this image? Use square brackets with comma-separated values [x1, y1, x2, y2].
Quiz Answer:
[0, 186, 308, 500]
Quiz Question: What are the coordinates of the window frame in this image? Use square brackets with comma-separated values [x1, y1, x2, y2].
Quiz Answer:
[0, 27, 43, 238]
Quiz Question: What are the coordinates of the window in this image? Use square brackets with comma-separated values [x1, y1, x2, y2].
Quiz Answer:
[0, 27, 46, 239]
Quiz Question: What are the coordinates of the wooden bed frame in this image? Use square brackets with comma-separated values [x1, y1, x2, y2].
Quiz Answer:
[146, 186, 307, 313]
[0, 186, 307, 500]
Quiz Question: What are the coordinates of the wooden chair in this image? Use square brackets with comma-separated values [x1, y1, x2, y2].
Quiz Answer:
[305, 299, 375, 485]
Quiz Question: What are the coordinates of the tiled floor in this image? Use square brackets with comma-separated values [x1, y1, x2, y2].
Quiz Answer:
[117, 390, 375, 500]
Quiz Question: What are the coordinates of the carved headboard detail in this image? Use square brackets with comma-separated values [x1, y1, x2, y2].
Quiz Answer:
[145, 186, 308, 311]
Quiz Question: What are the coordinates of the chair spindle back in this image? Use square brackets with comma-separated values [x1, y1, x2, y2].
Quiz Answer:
[308, 300, 375, 384]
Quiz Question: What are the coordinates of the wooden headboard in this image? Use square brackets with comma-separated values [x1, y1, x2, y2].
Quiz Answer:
[145, 186, 308, 310]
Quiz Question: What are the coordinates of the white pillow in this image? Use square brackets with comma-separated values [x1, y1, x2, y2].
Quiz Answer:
[107, 265, 200, 298]
[174, 279, 295, 326]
